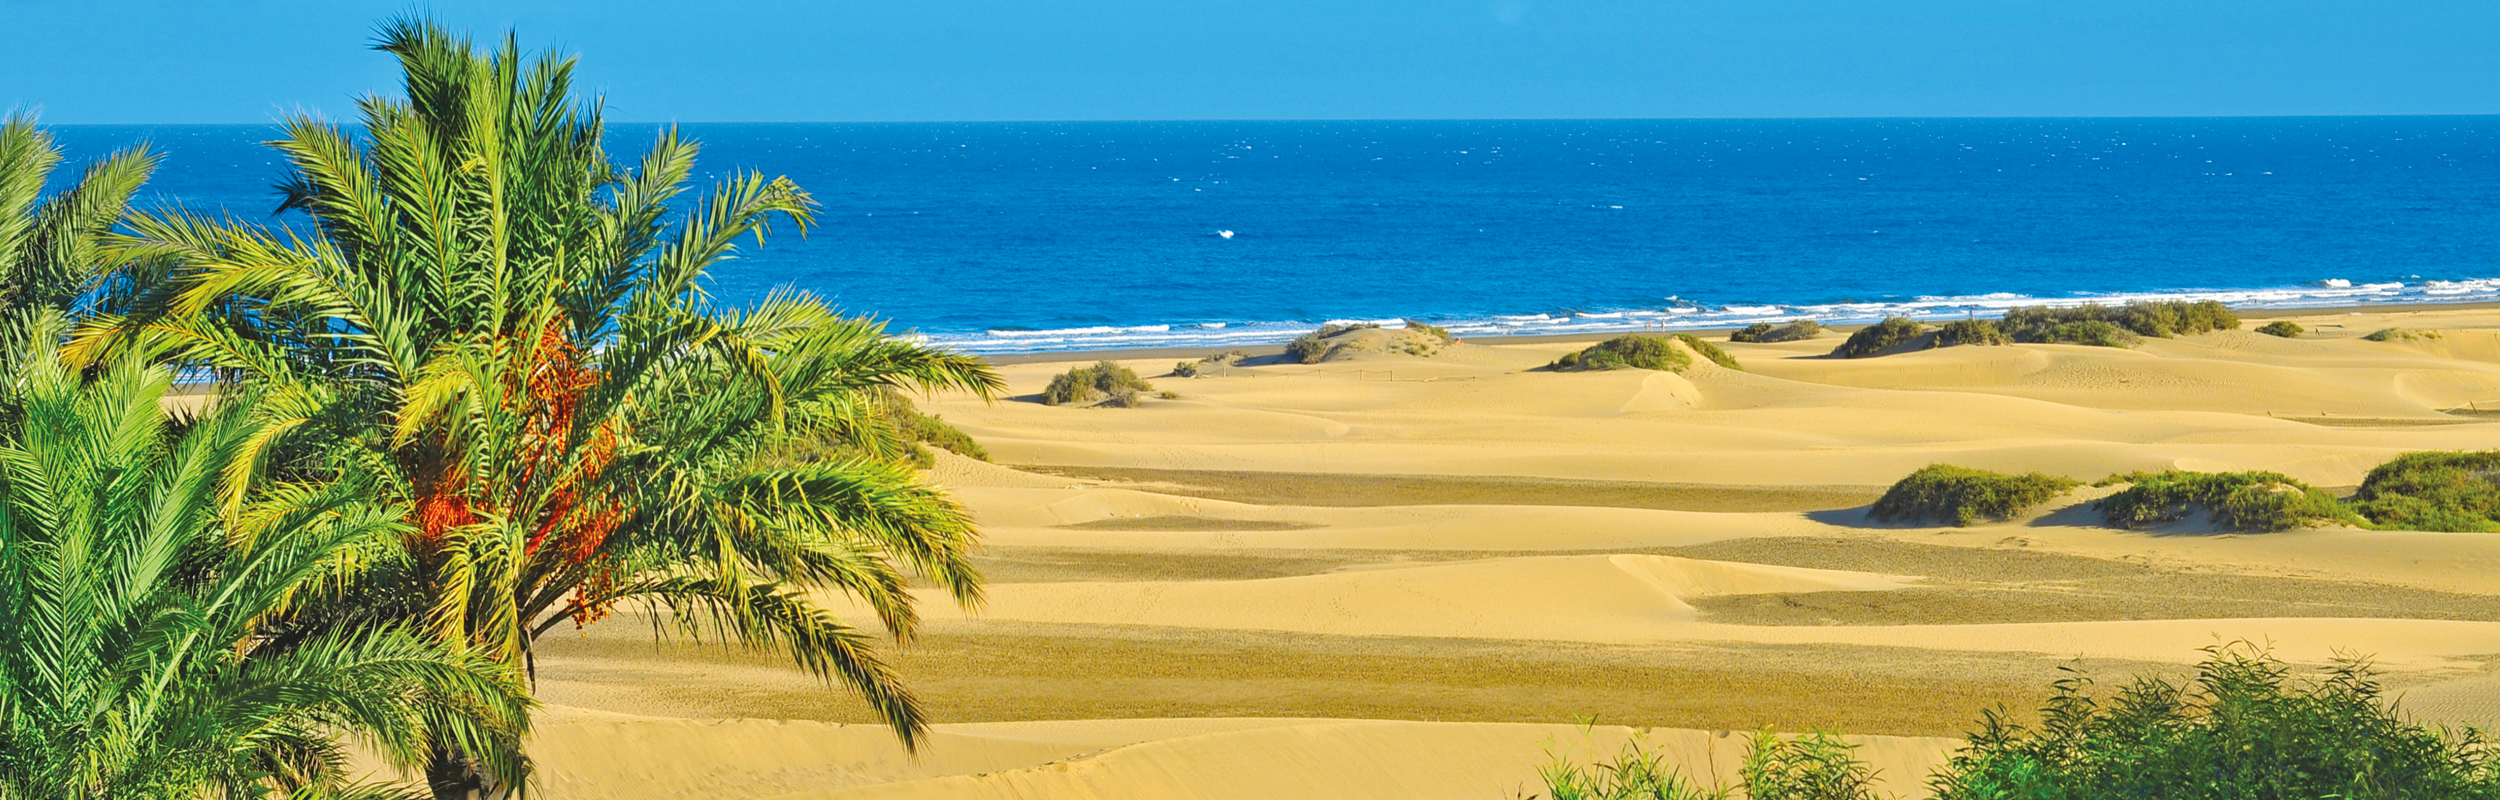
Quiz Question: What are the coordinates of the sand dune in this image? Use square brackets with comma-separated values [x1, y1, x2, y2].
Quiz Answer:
[530, 309, 2500, 798]
[525, 710, 1956, 800]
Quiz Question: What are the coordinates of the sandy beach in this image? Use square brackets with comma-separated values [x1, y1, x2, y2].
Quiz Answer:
[526, 305, 2500, 798]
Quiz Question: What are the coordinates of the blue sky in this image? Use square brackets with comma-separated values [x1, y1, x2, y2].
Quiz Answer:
[4, 0, 2496, 123]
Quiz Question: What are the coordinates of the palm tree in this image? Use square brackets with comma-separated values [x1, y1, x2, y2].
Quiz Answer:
[76, 17, 1003, 788]
[0, 313, 532, 799]
[0, 112, 157, 343]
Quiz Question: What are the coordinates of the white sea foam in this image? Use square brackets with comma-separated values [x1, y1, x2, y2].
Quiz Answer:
[920, 277, 2500, 354]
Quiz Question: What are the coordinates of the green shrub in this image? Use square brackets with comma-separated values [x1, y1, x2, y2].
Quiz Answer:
[2046, 319, 2139, 347]
[1553, 335, 1692, 372]
[2094, 470, 2360, 532]
[1930, 646, 2500, 800]
[2364, 327, 2442, 342]
[1403, 319, 1454, 342]
[2350, 451, 2500, 532]
[1175, 350, 1251, 377]
[1731, 320, 1824, 343]
[1998, 300, 2233, 346]
[1743, 730, 1881, 800]
[904, 411, 987, 463]
[1673, 334, 1741, 371]
[1042, 361, 1154, 406]
[1831, 317, 1925, 358]
[1934, 318, 2010, 347]
[1286, 334, 1332, 364]
[1870, 464, 2081, 526]
[2255, 320, 2305, 338]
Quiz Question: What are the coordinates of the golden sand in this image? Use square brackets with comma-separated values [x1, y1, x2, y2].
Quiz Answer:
[525, 307, 2500, 798]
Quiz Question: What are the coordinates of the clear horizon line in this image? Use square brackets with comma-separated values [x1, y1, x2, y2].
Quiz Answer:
[36, 111, 2500, 127]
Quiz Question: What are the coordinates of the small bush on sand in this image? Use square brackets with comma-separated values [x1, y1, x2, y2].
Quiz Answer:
[1870, 464, 2081, 526]
[1286, 334, 1332, 363]
[2094, 470, 2359, 532]
[2350, 451, 2500, 532]
[1831, 317, 1925, 358]
[1673, 334, 1742, 370]
[1931, 645, 2500, 800]
[1403, 319, 1454, 342]
[1043, 361, 1154, 406]
[1538, 647, 2500, 800]
[1731, 320, 1824, 343]
[2364, 327, 2442, 342]
[2255, 320, 2305, 338]
[1553, 335, 1691, 372]
[1934, 318, 2010, 347]
[900, 409, 988, 464]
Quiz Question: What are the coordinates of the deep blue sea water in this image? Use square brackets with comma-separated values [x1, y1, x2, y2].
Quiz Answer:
[48, 118, 2500, 353]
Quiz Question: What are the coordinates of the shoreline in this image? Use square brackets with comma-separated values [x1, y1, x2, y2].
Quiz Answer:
[977, 299, 2500, 365]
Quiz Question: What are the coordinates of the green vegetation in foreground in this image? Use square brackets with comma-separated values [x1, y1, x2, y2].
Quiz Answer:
[1730, 319, 1824, 343]
[1673, 334, 1742, 370]
[2255, 320, 2306, 338]
[1932, 646, 2500, 800]
[2094, 470, 2360, 532]
[1869, 464, 2081, 526]
[1552, 334, 1692, 372]
[1831, 316, 1924, 358]
[2351, 451, 2500, 532]
[49, 17, 1005, 793]
[1540, 729, 1878, 800]
[1537, 647, 2500, 800]
[2365, 327, 2443, 342]
[1044, 360, 1155, 406]
[1934, 318, 2010, 347]
[0, 317, 533, 798]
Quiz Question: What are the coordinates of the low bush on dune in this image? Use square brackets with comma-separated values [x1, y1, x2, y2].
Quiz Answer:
[1730, 319, 1824, 343]
[901, 410, 988, 465]
[1831, 317, 1925, 358]
[2255, 320, 2306, 338]
[2094, 470, 2359, 532]
[1403, 319, 1455, 342]
[1537, 647, 2500, 800]
[1998, 300, 2236, 347]
[1171, 350, 1249, 377]
[1284, 322, 1381, 363]
[1673, 334, 1742, 370]
[767, 391, 991, 469]
[1934, 318, 2010, 347]
[2349, 451, 2500, 532]
[1043, 361, 1154, 406]
[1870, 464, 2081, 526]
[1553, 334, 1691, 372]
[1286, 334, 1332, 363]
[2364, 327, 2441, 342]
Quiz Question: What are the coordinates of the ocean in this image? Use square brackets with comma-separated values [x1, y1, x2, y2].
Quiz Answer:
[48, 117, 2500, 354]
